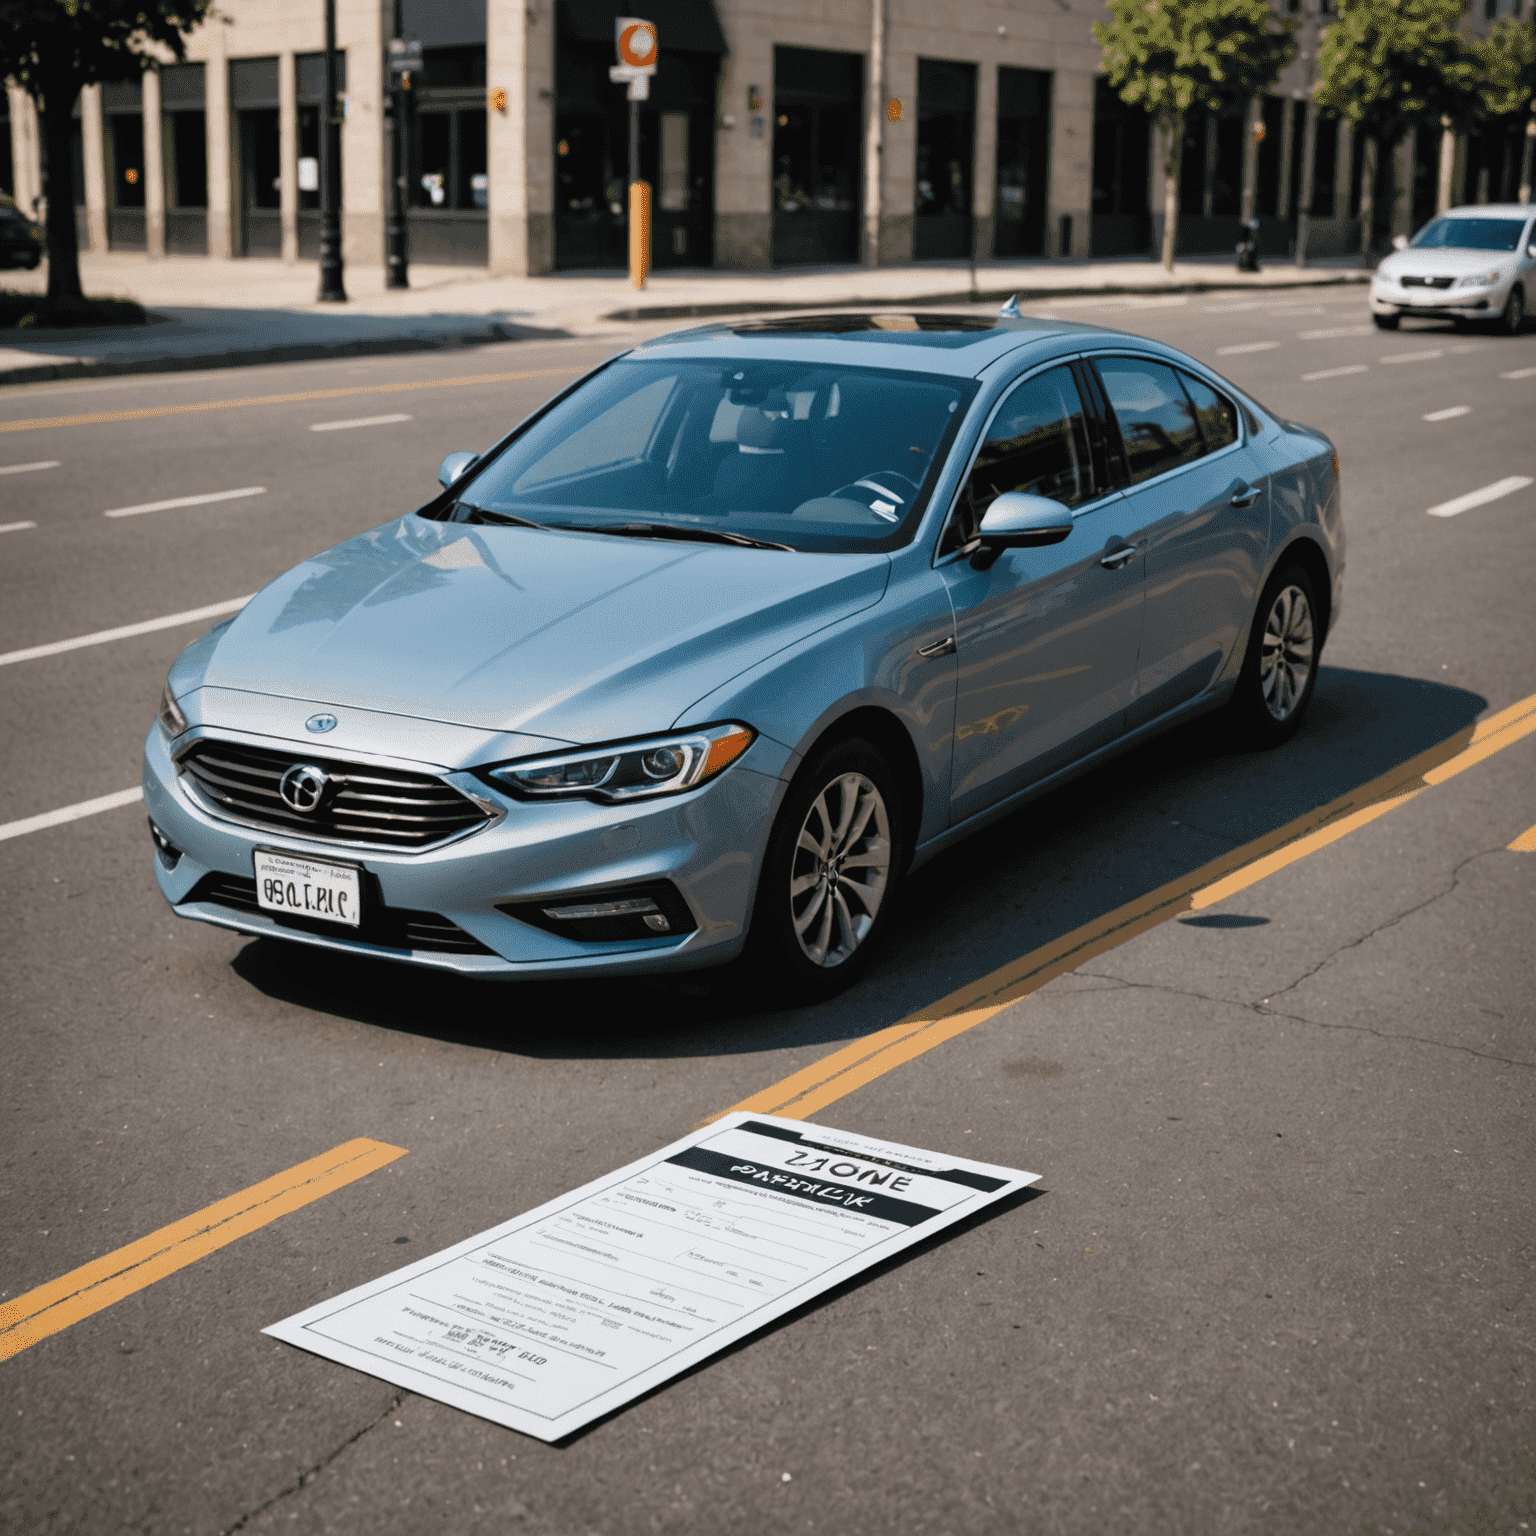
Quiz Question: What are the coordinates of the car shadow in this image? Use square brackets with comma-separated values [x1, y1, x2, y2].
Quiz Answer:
[230, 665, 1487, 1059]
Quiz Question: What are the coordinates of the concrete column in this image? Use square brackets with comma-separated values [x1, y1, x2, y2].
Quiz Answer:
[1149, 117, 1170, 258]
[489, 0, 553, 275]
[206, 27, 232, 255]
[715, 43, 773, 268]
[1277, 99, 1295, 218]
[1436, 121, 1454, 213]
[879, 50, 915, 263]
[973, 61, 996, 261]
[340, 0, 386, 264]
[1451, 130, 1467, 207]
[1392, 131, 1413, 238]
[1048, 68, 1091, 258]
[862, 0, 885, 266]
[1240, 96, 1261, 221]
[143, 68, 166, 256]
[9, 86, 43, 218]
[279, 52, 298, 261]
[81, 85, 108, 252]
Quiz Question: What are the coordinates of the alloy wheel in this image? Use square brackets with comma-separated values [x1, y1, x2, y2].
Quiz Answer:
[788, 771, 892, 967]
[1259, 584, 1315, 722]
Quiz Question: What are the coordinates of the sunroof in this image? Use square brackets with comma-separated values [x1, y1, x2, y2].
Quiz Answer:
[731, 312, 1002, 336]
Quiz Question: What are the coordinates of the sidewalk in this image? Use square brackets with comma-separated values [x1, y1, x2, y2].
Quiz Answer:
[0, 249, 1370, 387]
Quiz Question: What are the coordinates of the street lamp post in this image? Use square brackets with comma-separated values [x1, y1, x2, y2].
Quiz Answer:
[385, 0, 410, 289]
[317, 0, 348, 302]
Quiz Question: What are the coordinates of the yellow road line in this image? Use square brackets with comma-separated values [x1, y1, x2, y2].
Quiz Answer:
[0, 1138, 406, 1362]
[714, 690, 1536, 1125]
[0, 366, 581, 436]
[1510, 823, 1536, 852]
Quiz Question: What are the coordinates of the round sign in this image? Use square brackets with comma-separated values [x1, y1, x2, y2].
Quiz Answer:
[618, 21, 657, 67]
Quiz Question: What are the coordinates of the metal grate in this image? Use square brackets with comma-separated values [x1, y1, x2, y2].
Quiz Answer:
[178, 739, 492, 850]
[1401, 275, 1454, 290]
[187, 872, 494, 954]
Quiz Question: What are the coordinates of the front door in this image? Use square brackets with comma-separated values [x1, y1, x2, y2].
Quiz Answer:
[939, 363, 1146, 825]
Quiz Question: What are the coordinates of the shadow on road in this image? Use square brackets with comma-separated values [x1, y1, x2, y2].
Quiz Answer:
[231, 665, 1487, 1060]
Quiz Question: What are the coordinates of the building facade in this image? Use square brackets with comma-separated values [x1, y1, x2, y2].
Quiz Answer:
[4, 0, 1530, 275]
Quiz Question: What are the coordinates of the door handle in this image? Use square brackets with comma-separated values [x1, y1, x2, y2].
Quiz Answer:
[917, 635, 957, 658]
[1099, 543, 1137, 570]
[1230, 484, 1262, 508]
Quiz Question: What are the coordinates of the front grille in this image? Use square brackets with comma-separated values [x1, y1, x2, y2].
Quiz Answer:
[178, 739, 493, 850]
[1401, 274, 1454, 290]
[186, 872, 494, 954]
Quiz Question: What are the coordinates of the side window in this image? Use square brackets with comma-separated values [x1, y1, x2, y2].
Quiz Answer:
[1095, 357, 1204, 484]
[1179, 370, 1239, 452]
[962, 365, 1096, 530]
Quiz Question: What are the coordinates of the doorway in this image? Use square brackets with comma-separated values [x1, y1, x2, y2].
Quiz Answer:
[994, 67, 1050, 258]
[914, 58, 976, 261]
[771, 46, 862, 267]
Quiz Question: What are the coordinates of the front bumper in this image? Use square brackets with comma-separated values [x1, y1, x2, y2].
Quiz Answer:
[142, 724, 788, 978]
[1369, 281, 1506, 317]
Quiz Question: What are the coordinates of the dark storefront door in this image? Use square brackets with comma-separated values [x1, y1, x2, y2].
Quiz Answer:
[296, 51, 349, 260]
[231, 57, 281, 257]
[1091, 76, 1150, 257]
[771, 46, 861, 267]
[914, 58, 975, 260]
[161, 62, 207, 255]
[103, 79, 145, 250]
[994, 66, 1050, 258]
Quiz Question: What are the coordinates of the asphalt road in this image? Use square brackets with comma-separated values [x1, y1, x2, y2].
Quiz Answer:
[2, 290, 1534, 1536]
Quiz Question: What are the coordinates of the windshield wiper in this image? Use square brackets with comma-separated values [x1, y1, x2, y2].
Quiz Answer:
[555, 521, 794, 552]
[454, 502, 542, 529]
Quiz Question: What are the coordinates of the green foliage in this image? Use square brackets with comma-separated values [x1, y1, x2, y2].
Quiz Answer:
[0, 0, 210, 96]
[1476, 14, 1536, 121]
[1314, 0, 1478, 139]
[1094, 0, 1296, 124]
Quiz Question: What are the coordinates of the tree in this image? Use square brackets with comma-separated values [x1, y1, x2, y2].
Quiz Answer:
[1314, 0, 1477, 264]
[1096, 0, 1295, 271]
[0, 0, 210, 306]
[1477, 13, 1536, 204]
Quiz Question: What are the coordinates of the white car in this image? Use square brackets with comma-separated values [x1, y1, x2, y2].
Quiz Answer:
[1369, 203, 1536, 334]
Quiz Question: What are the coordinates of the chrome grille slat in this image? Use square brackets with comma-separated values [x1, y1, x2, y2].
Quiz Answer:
[179, 740, 493, 850]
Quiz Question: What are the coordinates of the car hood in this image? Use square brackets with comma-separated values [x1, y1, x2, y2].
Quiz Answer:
[1377, 248, 1516, 279]
[201, 515, 891, 742]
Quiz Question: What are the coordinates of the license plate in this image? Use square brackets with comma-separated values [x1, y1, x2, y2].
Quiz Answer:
[253, 849, 363, 928]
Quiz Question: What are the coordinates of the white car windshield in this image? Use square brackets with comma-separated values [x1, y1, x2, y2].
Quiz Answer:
[448, 359, 975, 553]
[1411, 217, 1529, 252]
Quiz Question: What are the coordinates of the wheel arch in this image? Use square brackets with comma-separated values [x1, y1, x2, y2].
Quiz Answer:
[795, 705, 926, 870]
[1269, 532, 1334, 647]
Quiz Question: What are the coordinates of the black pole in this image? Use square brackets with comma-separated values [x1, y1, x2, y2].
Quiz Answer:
[386, 0, 408, 288]
[317, 0, 348, 302]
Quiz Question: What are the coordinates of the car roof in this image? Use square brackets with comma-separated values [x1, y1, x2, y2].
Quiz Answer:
[631, 310, 1128, 379]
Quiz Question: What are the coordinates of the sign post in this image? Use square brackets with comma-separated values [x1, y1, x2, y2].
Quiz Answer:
[609, 17, 658, 289]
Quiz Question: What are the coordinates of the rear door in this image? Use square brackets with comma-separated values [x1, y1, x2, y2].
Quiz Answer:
[1087, 354, 1269, 728]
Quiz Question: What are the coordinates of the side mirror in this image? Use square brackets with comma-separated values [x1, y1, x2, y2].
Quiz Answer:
[1392, 234, 1409, 251]
[1528, 244, 1536, 258]
[438, 450, 479, 489]
[970, 491, 1073, 569]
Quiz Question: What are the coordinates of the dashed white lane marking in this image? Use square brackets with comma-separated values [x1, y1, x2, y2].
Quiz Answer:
[1381, 349, 1444, 364]
[0, 787, 142, 844]
[1426, 475, 1533, 519]
[1302, 364, 1370, 381]
[310, 412, 413, 432]
[1217, 341, 1281, 355]
[1422, 405, 1471, 421]
[0, 460, 60, 475]
[1204, 301, 1265, 313]
[103, 486, 266, 519]
[0, 596, 252, 668]
[1501, 366, 1536, 379]
[1298, 325, 1374, 339]
[0, 520, 37, 534]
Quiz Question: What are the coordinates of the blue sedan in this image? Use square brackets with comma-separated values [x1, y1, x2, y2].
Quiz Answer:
[144, 310, 1343, 998]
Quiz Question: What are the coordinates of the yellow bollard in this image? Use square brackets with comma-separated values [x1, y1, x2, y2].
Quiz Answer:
[629, 180, 651, 290]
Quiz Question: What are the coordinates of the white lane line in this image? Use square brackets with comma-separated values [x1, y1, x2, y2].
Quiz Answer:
[310, 412, 413, 433]
[1426, 476, 1533, 519]
[0, 596, 252, 668]
[1381, 349, 1444, 364]
[1423, 406, 1471, 422]
[0, 460, 60, 476]
[1217, 341, 1281, 355]
[103, 486, 266, 519]
[0, 520, 37, 534]
[1501, 366, 1536, 379]
[1204, 301, 1265, 313]
[0, 787, 142, 844]
[1302, 364, 1370, 381]
[1298, 325, 1374, 339]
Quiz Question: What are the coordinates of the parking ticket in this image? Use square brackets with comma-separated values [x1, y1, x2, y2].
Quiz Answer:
[264, 1112, 1039, 1441]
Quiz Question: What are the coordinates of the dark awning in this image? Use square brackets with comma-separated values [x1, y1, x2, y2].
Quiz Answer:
[558, 0, 727, 56]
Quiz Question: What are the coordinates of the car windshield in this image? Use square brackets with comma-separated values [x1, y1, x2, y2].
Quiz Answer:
[1411, 217, 1529, 252]
[448, 358, 975, 553]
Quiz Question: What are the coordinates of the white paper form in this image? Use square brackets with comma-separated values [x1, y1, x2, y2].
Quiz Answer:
[264, 1112, 1039, 1441]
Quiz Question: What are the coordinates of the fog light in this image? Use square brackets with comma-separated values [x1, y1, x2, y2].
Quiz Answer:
[148, 818, 183, 870]
[499, 881, 697, 943]
[542, 896, 661, 922]
[642, 912, 672, 932]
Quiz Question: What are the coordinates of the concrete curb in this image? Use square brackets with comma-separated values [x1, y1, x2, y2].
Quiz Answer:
[602, 272, 1372, 322]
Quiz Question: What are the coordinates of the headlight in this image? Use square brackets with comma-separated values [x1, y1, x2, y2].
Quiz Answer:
[484, 722, 755, 803]
[1457, 268, 1504, 288]
[158, 680, 188, 738]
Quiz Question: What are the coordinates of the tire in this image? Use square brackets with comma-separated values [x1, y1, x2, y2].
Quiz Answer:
[1372, 312, 1400, 331]
[1496, 286, 1524, 335]
[745, 737, 905, 1002]
[1225, 564, 1321, 749]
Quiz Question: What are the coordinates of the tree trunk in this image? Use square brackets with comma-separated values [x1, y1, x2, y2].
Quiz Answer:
[1161, 110, 1183, 272]
[1295, 98, 1318, 268]
[1358, 134, 1376, 267]
[1520, 111, 1534, 207]
[40, 72, 85, 305]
